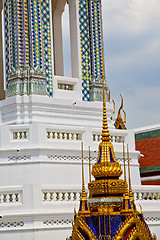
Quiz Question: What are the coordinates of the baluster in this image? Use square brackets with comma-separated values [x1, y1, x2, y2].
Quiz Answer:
[50, 192, 54, 201]
[12, 193, 16, 202]
[22, 132, 25, 139]
[47, 132, 51, 139]
[3, 194, 7, 203]
[56, 192, 60, 201]
[19, 132, 22, 139]
[136, 192, 139, 200]
[57, 132, 60, 140]
[9, 194, 13, 203]
[52, 132, 55, 139]
[68, 192, 71, 201]
[15, 193, 19, 202]
[70, 192, 74, 201]
[59, 192, 63, 201]
[76, 134, 79, 140]
[54, 132, 58, 140]
[24, 131, 27, 139]
[93, 134, 96, 141]
[69, 133, 72, 140]
[67, 133, 70, 140]
[64, 132, 67, 140]
[73, 133, 76, 141]
[62, 132, 65, 140]
[62, 192, 66, 201]
[73, 192, 77, 200]
[43, 192, 48, 201]
[59, 132, 62, 140]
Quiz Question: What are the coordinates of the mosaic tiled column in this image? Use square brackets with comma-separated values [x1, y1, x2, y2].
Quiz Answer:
[79, 0, 107, 101]
[4, 0, 53, 97]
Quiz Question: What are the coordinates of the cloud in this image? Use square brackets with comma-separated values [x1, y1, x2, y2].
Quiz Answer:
[102, 0, 160, 128]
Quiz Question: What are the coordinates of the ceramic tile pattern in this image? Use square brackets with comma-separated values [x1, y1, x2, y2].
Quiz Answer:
[4, 0, 104, 99]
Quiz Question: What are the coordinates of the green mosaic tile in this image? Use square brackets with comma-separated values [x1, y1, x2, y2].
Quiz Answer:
[135, 129, 160, 141]
[140, 165, 160, 173]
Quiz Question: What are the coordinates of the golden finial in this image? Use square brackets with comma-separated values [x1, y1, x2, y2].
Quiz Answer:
[112, 99, 115, 113]
[89, 146, 91, 182]
[81, 142, 86, 198]
[127, 144, 132, 198]
[78, 142, 90, 216]
[101, 47, 110, 142]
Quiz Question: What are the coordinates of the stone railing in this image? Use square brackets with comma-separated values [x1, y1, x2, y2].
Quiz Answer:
[42, 186, 160, 202]
[42, 189, 83, 202]
[12, 131, 28, 140]
[47, 131, 81, 141]
[0, 187, 22, 204]
[58, 83, 74, 91]
[93, 133, 125, 143]
[133, 187, 160, 200]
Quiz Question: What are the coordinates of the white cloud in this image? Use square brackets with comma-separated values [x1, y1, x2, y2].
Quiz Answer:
[103, 0, 160, 36]
[102, 0, 160, 128]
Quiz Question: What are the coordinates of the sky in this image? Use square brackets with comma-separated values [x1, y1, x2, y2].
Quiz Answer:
[62, 0, 160, 129]
[102, 0, 160, 129]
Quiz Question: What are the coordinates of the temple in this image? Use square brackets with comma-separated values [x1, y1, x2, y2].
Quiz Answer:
[0, 0, 159, 239]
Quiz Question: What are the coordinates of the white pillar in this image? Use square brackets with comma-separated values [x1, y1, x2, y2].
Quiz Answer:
[53, 8, 64, 76]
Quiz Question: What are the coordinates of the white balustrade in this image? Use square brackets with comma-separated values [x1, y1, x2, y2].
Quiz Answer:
[0, 187, 22, 204]
[93, 133, 124, 143]
[58, 83, 74, 91]
[43, 190, 84, 202]
[47, 131, 81, 141]
[133, 191, 160, 200]
[42, 187, 160, 202]
[13, 131, 28, 140]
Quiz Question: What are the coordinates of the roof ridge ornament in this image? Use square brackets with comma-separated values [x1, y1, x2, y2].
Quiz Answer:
[114, 94, 127, 129]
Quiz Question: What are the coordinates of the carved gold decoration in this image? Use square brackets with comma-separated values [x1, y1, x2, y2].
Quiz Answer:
[114, 94, 127, 130]
[113, 215, 154, 240]
[89, 179, 127, 198]
[71, 215, 97, 240]
[92, 142, 122, 178]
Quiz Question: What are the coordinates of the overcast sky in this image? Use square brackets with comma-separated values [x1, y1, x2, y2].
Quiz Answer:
[62, 0, 160, 129]
[102, 0, 160, 129]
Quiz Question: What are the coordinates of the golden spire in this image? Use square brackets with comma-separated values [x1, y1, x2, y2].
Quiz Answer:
[78, 142, 90, 216]
[101, 48, 110, 142]
[81, 142, 85, 198]
[89, 146, 91, 182]
[89, 47, 124, 197]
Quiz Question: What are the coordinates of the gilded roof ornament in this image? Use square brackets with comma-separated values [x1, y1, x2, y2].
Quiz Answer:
[114, 94, 127, 130]
[78, 142, 90, 217]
